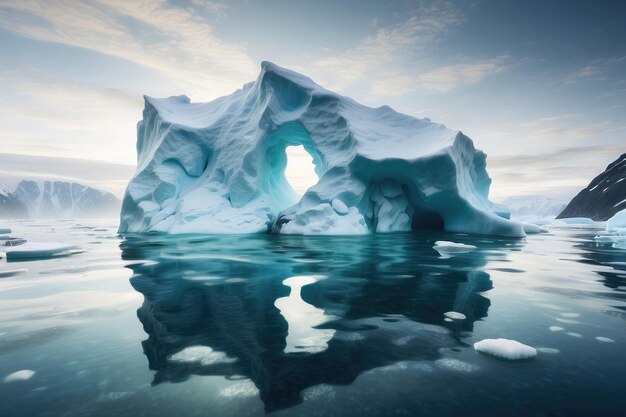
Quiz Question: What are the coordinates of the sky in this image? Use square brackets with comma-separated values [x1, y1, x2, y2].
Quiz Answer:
[0, 0, 625, 201]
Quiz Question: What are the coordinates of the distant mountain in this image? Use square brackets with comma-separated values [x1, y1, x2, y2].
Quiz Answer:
[501, 195, 567, 219]
[0, 184, 29, 219]
[558, 153, 626, 220]
[14, 180, 120, 219]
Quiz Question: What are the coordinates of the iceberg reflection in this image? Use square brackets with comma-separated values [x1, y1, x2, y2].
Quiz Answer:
[121, 232, 517, 412]
[274, 275, 335, 354]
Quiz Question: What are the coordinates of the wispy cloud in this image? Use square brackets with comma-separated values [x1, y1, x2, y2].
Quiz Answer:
[297, 1, 507, 96]
[0, 0, 256, 100]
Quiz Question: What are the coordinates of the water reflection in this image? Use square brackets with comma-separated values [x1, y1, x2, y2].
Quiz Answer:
[120, 233, 515, 412]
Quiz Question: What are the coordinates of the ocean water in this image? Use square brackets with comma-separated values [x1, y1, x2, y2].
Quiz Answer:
[0, 220, 625, 417]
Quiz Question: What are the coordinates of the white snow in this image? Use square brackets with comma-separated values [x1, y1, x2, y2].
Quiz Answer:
[119, 62, 525, 238]
[4, 370, 35, 383]
[433, 241, 477, 252]
[474, 338, 537, 360]
[444, 311, 466, 320]
[3, 242, 79, 260]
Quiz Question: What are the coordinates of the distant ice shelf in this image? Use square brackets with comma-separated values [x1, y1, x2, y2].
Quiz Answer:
[119, 62, 524, 237]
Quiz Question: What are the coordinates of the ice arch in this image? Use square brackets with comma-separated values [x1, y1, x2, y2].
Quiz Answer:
[119, 61, 525, 237]
[255, 122, 324, 210]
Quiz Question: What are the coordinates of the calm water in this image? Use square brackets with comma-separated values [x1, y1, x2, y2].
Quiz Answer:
[0, 220, 625, 417]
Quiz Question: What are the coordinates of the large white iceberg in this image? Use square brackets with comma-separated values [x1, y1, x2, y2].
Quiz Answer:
[119, 62, 524, 237]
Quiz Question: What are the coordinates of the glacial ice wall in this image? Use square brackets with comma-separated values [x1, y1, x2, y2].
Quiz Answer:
[119, 62, 524, 237]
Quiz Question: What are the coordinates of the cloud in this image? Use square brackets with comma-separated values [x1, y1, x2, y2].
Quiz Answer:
[488, 145, 624, 200]
[0, 69, 142, 164]
[0, 0, 257, 100]
[295, 1, 507, 97]
[415, 56, 509, 92]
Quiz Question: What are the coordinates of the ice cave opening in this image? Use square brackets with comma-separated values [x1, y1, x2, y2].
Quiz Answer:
[285, 145, 318, 196]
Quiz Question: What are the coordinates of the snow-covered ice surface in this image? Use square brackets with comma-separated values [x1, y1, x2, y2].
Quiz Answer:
[3, 242, 80, 260]
[474, 338, 537, 360]
[119, 62, 524, 237]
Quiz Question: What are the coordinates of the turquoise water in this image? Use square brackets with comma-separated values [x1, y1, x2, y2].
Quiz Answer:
[1, 220, 625, 416]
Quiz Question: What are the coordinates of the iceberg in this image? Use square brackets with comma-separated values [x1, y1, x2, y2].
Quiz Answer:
[119, 62, 524, 237]
[595, 209, 626, 249]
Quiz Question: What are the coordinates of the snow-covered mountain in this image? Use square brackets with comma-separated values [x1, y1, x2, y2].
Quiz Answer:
[558, 153, 626, 220]
[119, 61, 524, 237]
[13, 180, 120, 218]
[0, 184, 29, 219]
[501, 195, 567, 219]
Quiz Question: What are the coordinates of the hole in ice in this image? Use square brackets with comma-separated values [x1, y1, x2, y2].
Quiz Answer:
[285, 145, 318, 196]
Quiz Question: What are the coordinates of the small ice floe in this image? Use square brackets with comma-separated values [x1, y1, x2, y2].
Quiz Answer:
[444, 311, 466, 320]
[3, 242, 79, 260]
[595, 336, 615, 343]
[549, 326, 564, 332]
[433, 241, 477, 254]
[4, 370, 35, 383]
[474, 338, 537, 361]
[567, 332, 583, 338]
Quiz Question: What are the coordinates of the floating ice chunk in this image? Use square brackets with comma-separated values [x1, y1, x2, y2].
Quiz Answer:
[3, 242, 79, 260]
[433, 241, 477, 253]
[168, 345, 236, 366]
[4, 370, 35, 383]
[444, 318, 453, 322]
[567, 332, 583, 338]
[435, 358, 479, 372]
[444, 311, 466, 320]
[549, 326, 564, 332]
[595, 336, 615, 343]
[474, 338, 537, 360]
